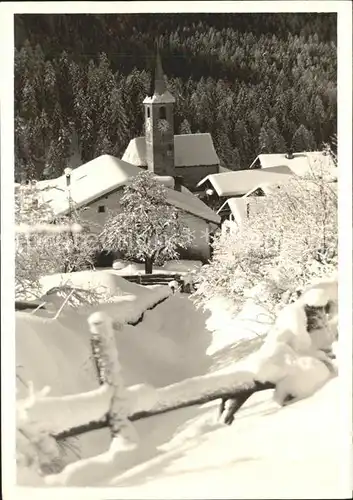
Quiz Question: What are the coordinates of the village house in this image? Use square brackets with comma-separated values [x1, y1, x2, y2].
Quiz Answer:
[216, 182, 283, 225]
[35, 154, 220, 264]
[249, 150, 337, 178]
[197, 167, 294, 212]
[121, 48, 229, 190]
[217, 171, 338, 227]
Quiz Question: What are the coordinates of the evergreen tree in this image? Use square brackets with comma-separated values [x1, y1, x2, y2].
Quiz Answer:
[291, 124, 317, 152]
[14, 14, 336, 181]
[179, 118, 192, 134]
[259, 117, 286, 153]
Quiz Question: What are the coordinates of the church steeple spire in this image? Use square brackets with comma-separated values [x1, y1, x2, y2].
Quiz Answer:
[154, 42, 167, 95]
[143, 42, 175, 177]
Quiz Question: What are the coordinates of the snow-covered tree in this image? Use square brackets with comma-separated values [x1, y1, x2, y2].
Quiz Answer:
[259, 117, 287, 153]
[15, 183, 100, 298]
[291, 124, 317, 152]
[194, 174, 337, 317]
[100, 171, 194, 273]
[179, 118, 192, 134]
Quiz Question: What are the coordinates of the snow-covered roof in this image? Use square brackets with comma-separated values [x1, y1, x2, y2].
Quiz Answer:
[219, 165, 232, 173]
[217, 196, 269, 226]
[35, 154, 220, 224]
[168, 186, 220, 225]
[250, 152, 336, 177]
[37, 155, 144, 215]
[122, 133, 220, 168]
[154, 176, 175, 189]
[143, 91, 175, 104]
[197, 169, 293, 197]
[244, 182, 286, 197]
[217, 197, 248, 223]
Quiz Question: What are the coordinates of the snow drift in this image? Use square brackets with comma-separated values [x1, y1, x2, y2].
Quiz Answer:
[16, 272, 345, 495]
[16, 286, 213, 475]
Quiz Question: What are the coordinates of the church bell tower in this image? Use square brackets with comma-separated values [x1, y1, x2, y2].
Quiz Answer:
[143, 44, 176, 177]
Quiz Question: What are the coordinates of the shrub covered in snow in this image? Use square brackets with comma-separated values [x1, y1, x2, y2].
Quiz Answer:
[15, 183, 101, 298]
[194, 173, 337, 318]
[16, 382, 63, 482]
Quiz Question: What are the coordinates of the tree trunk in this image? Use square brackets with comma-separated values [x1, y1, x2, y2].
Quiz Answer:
[144, 256, 153, 274]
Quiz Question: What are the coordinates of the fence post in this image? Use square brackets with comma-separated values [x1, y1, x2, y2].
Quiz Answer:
[88, 312, 138, 447]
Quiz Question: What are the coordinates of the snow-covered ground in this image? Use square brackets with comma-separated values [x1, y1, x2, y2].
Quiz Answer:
[100, 377, 346, 499]
[202, 295, 273, 356]
[16, 275, 213, 471]
[15, 272, 350, 496]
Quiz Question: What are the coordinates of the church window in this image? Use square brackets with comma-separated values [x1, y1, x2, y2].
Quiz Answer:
[147, 107, 150, 118]
[98, 205, 105, 213]
[159, 106, 166, 119]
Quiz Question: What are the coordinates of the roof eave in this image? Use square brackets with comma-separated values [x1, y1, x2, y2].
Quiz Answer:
[249, 155, 261, 169]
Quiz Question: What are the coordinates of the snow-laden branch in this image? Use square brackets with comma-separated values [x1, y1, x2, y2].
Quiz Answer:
[22, 383, 158, 437]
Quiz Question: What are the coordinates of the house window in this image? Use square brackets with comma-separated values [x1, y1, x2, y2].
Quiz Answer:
[159, 106, 166, 119]
[167, 143, 173, 157]
[98, 205, 105, 213]
[147, 107, 150, 118]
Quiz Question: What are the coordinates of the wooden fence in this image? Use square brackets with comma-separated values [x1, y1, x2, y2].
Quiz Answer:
[120, 273, 193, 292]
[15, 274, 195, 312]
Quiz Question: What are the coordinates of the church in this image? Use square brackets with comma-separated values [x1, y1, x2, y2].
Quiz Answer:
[33, 48, 222, 264]
[122, 48, 227, 190]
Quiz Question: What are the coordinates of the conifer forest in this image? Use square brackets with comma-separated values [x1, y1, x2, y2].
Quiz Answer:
[14, 13, 337, 181]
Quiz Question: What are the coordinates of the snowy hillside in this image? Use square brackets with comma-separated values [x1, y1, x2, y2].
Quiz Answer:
[101, 378, 345, 499]
[15, 272, 350, 497]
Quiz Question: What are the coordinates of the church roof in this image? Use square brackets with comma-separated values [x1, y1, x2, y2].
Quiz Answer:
[36, 154, 220, 224]
[122, 133, 220, 168]
[197, 168, 293, 197]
